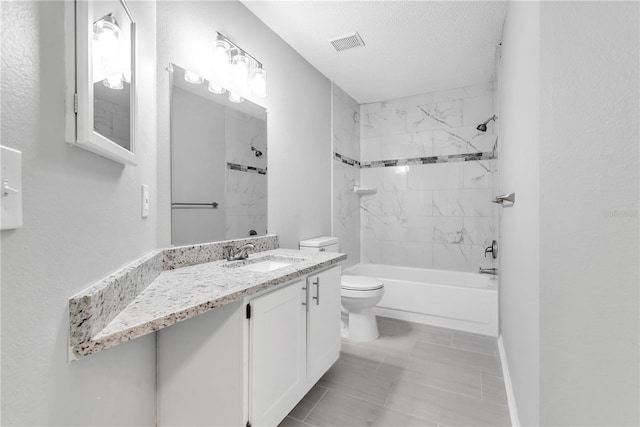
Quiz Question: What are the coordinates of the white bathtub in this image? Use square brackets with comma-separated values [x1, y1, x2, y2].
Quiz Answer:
[343, 263, 499, 337]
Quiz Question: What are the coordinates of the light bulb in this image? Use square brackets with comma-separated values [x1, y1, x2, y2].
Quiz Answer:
[93, 14, 120, 60]
[103, 73, 124, 90]
[208, 82, 226, 95]
[228, 91, 244, 103]
[250, 66, 267, 98]
[231, 53, 250, 89]
[212, 39, 230, 87]
[184, 70, 204, 84]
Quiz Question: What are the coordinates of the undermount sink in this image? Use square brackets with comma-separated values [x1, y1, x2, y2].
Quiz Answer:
[224, 255, 307, 273]
[240, 260, 294, 273]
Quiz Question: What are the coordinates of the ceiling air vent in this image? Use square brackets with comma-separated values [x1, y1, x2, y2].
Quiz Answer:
[329, 31, 365, 52]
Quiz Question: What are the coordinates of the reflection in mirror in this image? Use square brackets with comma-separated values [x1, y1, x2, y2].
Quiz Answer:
[170, 64, 267, 246]
[92, 1, 133, 151]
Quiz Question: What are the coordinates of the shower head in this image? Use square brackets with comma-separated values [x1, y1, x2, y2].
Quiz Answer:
[251, 146, 263, 157]
[476, 115, 497, 132]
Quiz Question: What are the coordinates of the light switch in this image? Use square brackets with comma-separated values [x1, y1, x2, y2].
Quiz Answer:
[141, 184, 150, 218]
[1, 145, 23, 230]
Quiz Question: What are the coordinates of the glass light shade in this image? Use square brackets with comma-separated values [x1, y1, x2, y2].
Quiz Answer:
[212, 40, 231, 86]
[231, 53, 250, 89]
[228, 91, 244, 103]
[208, 81, 226, 95]
[184, 70, 204, 84]
[103, 73, 124, 90]
[250, 67, 267, 98]
[93, 14, 120, 60]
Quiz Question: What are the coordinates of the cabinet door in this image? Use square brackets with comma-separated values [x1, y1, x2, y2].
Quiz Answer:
[249, 280, 307, 427]
[307, 266, 342, 384]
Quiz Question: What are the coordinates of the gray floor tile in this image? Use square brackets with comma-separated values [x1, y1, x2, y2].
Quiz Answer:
[412, 340, 503, 377]
[288, 384, 328, 422]
[305, 389, 437, 427]
[412, 324, 454, 347]
[340, 340, 386, 365]
[288, 317, 511, 427]
[379, 355, 482, 399]
[481, 373, 509, 407]
[279, 416, 311, 427]
[318, 357, 396, 406]
[386, 378, 511, 427]
[452, 331, 498, 356]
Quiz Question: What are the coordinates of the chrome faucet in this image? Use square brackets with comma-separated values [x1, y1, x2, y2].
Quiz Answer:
[479, 267, 498, 275]
[225, 243, 256, 261]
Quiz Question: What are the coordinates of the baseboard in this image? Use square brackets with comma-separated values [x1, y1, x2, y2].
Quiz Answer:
[498, 335, 520, 427]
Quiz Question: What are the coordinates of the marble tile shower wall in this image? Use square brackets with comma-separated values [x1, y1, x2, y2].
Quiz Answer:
[333, 84, 360, 269]
[225, 109, 268, 240]
[359, 83, 498, 273]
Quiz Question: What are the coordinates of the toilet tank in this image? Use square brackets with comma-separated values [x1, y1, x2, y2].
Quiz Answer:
[299, 236, 339, 253]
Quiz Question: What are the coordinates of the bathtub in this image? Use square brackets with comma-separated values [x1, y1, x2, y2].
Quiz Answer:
[343, 263, 498, 337]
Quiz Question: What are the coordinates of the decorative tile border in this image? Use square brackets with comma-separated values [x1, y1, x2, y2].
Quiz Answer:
[334, 151, 496, 169]
[227, 162, 267, 175]
[333, 152, 361, 167]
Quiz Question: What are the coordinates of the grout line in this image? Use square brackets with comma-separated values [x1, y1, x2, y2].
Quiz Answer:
[382, 379, 396, 407]
[417, 334, 502, 359]
[391, 372, 484, 402]
[302, 387, 330, 422]
[286, 416, 314, 427]
[381, 393, 442, 426]
[319, 382, 390, 409]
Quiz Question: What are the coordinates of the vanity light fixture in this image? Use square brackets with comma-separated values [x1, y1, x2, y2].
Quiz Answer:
[211, 36, 231, 93]
[250, 65, 267, 98]
[210, 32, 267, 102]
[103, 73, 124, 90]
[207, 81, 226, 95]
[93, 13, 120, 61]
[231, 52, 250, 90]
[228, 91, 244, 104]
[184, 70, 205, 84]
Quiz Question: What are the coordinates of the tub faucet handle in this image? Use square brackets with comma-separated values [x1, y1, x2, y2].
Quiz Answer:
[484, 240, 498, 259]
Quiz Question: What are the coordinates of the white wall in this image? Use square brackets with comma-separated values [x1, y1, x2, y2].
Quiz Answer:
[332, 83, 360, 269]
[497, 1, 540, 425]
[1, 1, 157, 425]
[539, 2, 639, 425]
[500, 2, 640, 425]
[157, 0, 332, 250]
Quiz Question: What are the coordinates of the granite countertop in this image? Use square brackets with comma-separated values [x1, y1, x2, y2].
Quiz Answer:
[71, 246, 345, 359]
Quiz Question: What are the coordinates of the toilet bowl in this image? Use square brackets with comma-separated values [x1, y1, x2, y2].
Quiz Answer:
[298, 236, 385, 342]
[341, 275, 385, 342]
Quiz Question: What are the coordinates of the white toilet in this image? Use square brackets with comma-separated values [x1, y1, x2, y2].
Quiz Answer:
[299, 236, 384, 343]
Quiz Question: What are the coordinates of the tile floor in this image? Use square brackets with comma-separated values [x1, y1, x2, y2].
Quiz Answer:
[279, 317, 511, 427]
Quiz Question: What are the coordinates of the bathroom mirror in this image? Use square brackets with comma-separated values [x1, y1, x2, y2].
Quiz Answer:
[170, 64, 267, 246]
[65, 0, 137, 165]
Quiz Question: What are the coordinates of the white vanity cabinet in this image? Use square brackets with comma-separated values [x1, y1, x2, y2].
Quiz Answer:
[157, 264, 342, 427]
[306, 266, 342, 385]
[248, 279, 307, 426]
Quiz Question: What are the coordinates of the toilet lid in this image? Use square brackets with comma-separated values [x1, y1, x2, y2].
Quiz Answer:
[341, 275, 384, 291]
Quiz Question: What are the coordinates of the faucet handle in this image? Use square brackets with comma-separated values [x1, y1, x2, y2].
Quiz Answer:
[223, 245, 235, 260]
[484, 240, 498, 259]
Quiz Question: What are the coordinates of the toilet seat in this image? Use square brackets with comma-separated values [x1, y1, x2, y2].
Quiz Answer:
[341, 275, 383, 291]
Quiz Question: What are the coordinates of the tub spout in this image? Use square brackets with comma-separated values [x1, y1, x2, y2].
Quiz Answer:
[479, 267, 498, 275]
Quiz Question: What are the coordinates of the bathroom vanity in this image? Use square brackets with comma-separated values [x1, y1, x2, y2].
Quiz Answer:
[157, 264, 341, 426]
[68, 235, 345, 427]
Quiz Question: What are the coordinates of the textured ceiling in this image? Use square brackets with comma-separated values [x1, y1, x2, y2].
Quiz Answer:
[242, 1, 507, 104]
